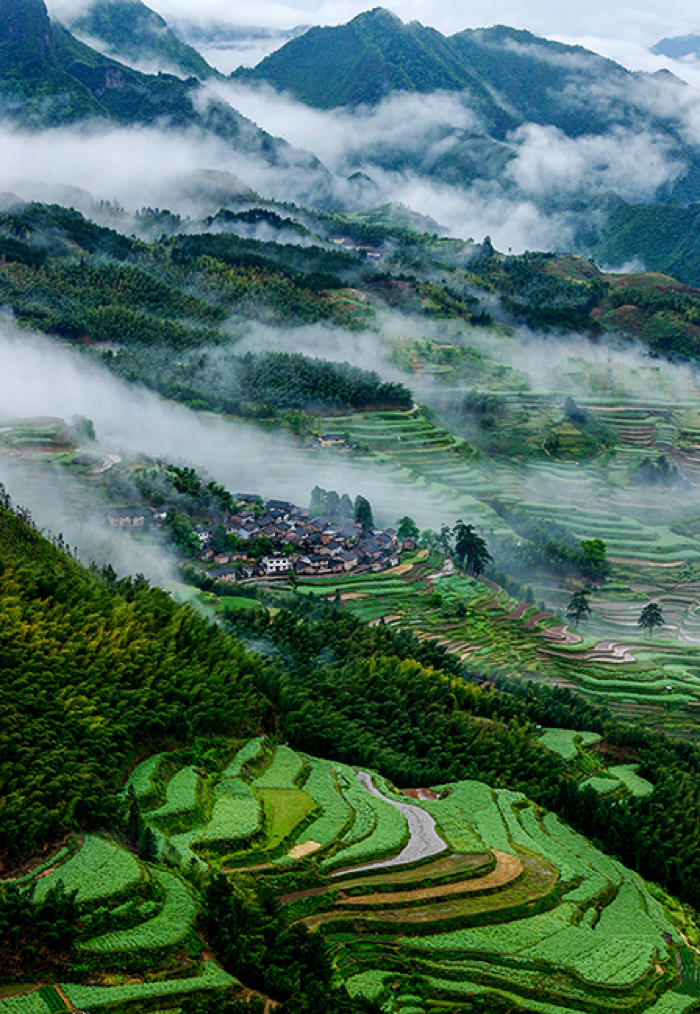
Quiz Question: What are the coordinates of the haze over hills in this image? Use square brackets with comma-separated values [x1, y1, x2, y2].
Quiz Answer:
[62, 0, 217, 78]
[0, 0, 327, 189]
[652, 34, 700, 60]
[233, 8, 700, 203]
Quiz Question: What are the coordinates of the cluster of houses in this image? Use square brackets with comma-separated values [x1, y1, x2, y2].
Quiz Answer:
[201, 496, 401, 582]
[329, 236, 384, 261]
[105, 493, 406, 583]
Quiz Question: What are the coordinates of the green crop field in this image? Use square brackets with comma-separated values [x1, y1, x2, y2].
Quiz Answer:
[124, 753, 164, 798]
[33, 835, 141, 903]
[151, 765, 199, 818]
[254, 745, 305, 789]
[60, 962, 235, 1008]
[4, 737, 697, 1014]
[79, 870, 196, 951]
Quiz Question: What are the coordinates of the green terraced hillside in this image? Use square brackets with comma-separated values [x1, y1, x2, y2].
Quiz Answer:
[3, 738, 697, 1014]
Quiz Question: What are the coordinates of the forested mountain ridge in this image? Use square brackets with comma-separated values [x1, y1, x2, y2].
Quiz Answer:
[233, 8, 700, 203]
[63, 0, 218, 79]
[5, 199, 700, 374]
[0, 0, 322, 177]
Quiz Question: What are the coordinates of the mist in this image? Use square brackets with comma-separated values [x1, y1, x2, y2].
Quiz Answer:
[0, 325, 496, 577]
[44, 0, 700, 55]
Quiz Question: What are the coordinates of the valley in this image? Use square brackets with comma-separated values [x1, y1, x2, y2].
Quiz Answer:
[4, 0, 700, 1011]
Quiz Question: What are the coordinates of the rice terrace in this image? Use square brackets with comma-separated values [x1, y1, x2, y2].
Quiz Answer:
[2, 736, 699, 1014]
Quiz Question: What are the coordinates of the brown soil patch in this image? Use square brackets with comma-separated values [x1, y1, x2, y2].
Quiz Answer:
[526, 610, 554, 628]
[590, 740, 639, 762]
[401, 788, 440, 801]
[280, 852, 491, 905]
[416, 549, 429, 560]
[20, 443, 72, 455]
[287, 840, 322, 860]
[608, 557, 684, 568]
[335, 850, 522, 907]
[221, 862, 274, 873]
[391, 563, 414, 576]
[340, 592, 365, 601]
[505, 603, 529, 620]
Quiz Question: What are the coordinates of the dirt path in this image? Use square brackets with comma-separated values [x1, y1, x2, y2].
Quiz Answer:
[330, 772, 447, 877]
[53, 986, 73, 1009]
[428, 557, 454, 580]
[90, 453, 122, 474]
[335, 850, 522, 906]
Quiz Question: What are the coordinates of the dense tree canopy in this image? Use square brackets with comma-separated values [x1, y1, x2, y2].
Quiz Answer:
[0, 491, 266, 856]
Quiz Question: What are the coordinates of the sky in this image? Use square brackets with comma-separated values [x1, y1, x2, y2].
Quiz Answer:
[46, 0, 700, 84]
[47, 0, 700, 43]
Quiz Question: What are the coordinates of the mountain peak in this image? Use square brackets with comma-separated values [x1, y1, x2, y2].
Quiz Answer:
[64, 0, 217, 79]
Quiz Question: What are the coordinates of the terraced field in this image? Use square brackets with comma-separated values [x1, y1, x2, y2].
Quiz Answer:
[296, 551, 700, 736]
[311, 351, 700, 735]
[3, 738, 697, 1014]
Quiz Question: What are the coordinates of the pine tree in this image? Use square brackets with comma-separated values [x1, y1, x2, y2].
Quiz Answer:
[453, 520, 492, 576]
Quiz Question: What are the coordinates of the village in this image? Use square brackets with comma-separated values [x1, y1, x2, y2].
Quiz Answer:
[106, 492, 406, 583]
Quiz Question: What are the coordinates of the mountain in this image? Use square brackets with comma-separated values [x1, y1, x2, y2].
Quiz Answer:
[63, 0, 217, 79]
[0, 0, 324, 183]
[232, 8, 661, 130]
[652, 34, 700, 60]
[233, 8, 700, 202]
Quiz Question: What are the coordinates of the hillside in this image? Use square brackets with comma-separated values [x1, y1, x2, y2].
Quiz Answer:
[233, 8, 700, 202]
[63, 0, 217, 79]
[5, 475, 700, 1009]
[0, 0, 322, 177]
[5, 199, 700, 378]
[0, 491, 265, 857]
[583, 198, 700, 288]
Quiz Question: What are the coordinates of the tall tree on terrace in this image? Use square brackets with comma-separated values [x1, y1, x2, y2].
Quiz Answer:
[580, 538, 609, 579]
[438, 523, 453, 556]
[396, 516, 420, 543]
[567, 588, 591, 628]
[453, 520, 493, 577]
[638, 601, 665, 637]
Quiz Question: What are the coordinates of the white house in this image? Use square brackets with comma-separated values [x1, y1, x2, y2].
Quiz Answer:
[261, 554, 293, 576]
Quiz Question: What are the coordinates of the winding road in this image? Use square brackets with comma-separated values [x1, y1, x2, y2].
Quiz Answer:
[331, 772, 447, 876]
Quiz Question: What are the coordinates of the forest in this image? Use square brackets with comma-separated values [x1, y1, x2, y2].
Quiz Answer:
[6, 481, 700, 913]
[0, 489, 266, 856]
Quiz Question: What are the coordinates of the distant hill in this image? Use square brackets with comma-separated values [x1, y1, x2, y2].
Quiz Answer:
[582, 197, 700, 286]
[63, 0, 217, 79]
[233, 8, 700, 201]
[0, 0, 323, 180]
[651, 34, 700, 60]
[234, 8, 668, 133]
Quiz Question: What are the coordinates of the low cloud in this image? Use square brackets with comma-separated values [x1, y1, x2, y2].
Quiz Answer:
[505, 123, 684, 201]
[0, 117, 334, 216]
[0, 324, 475, 554]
